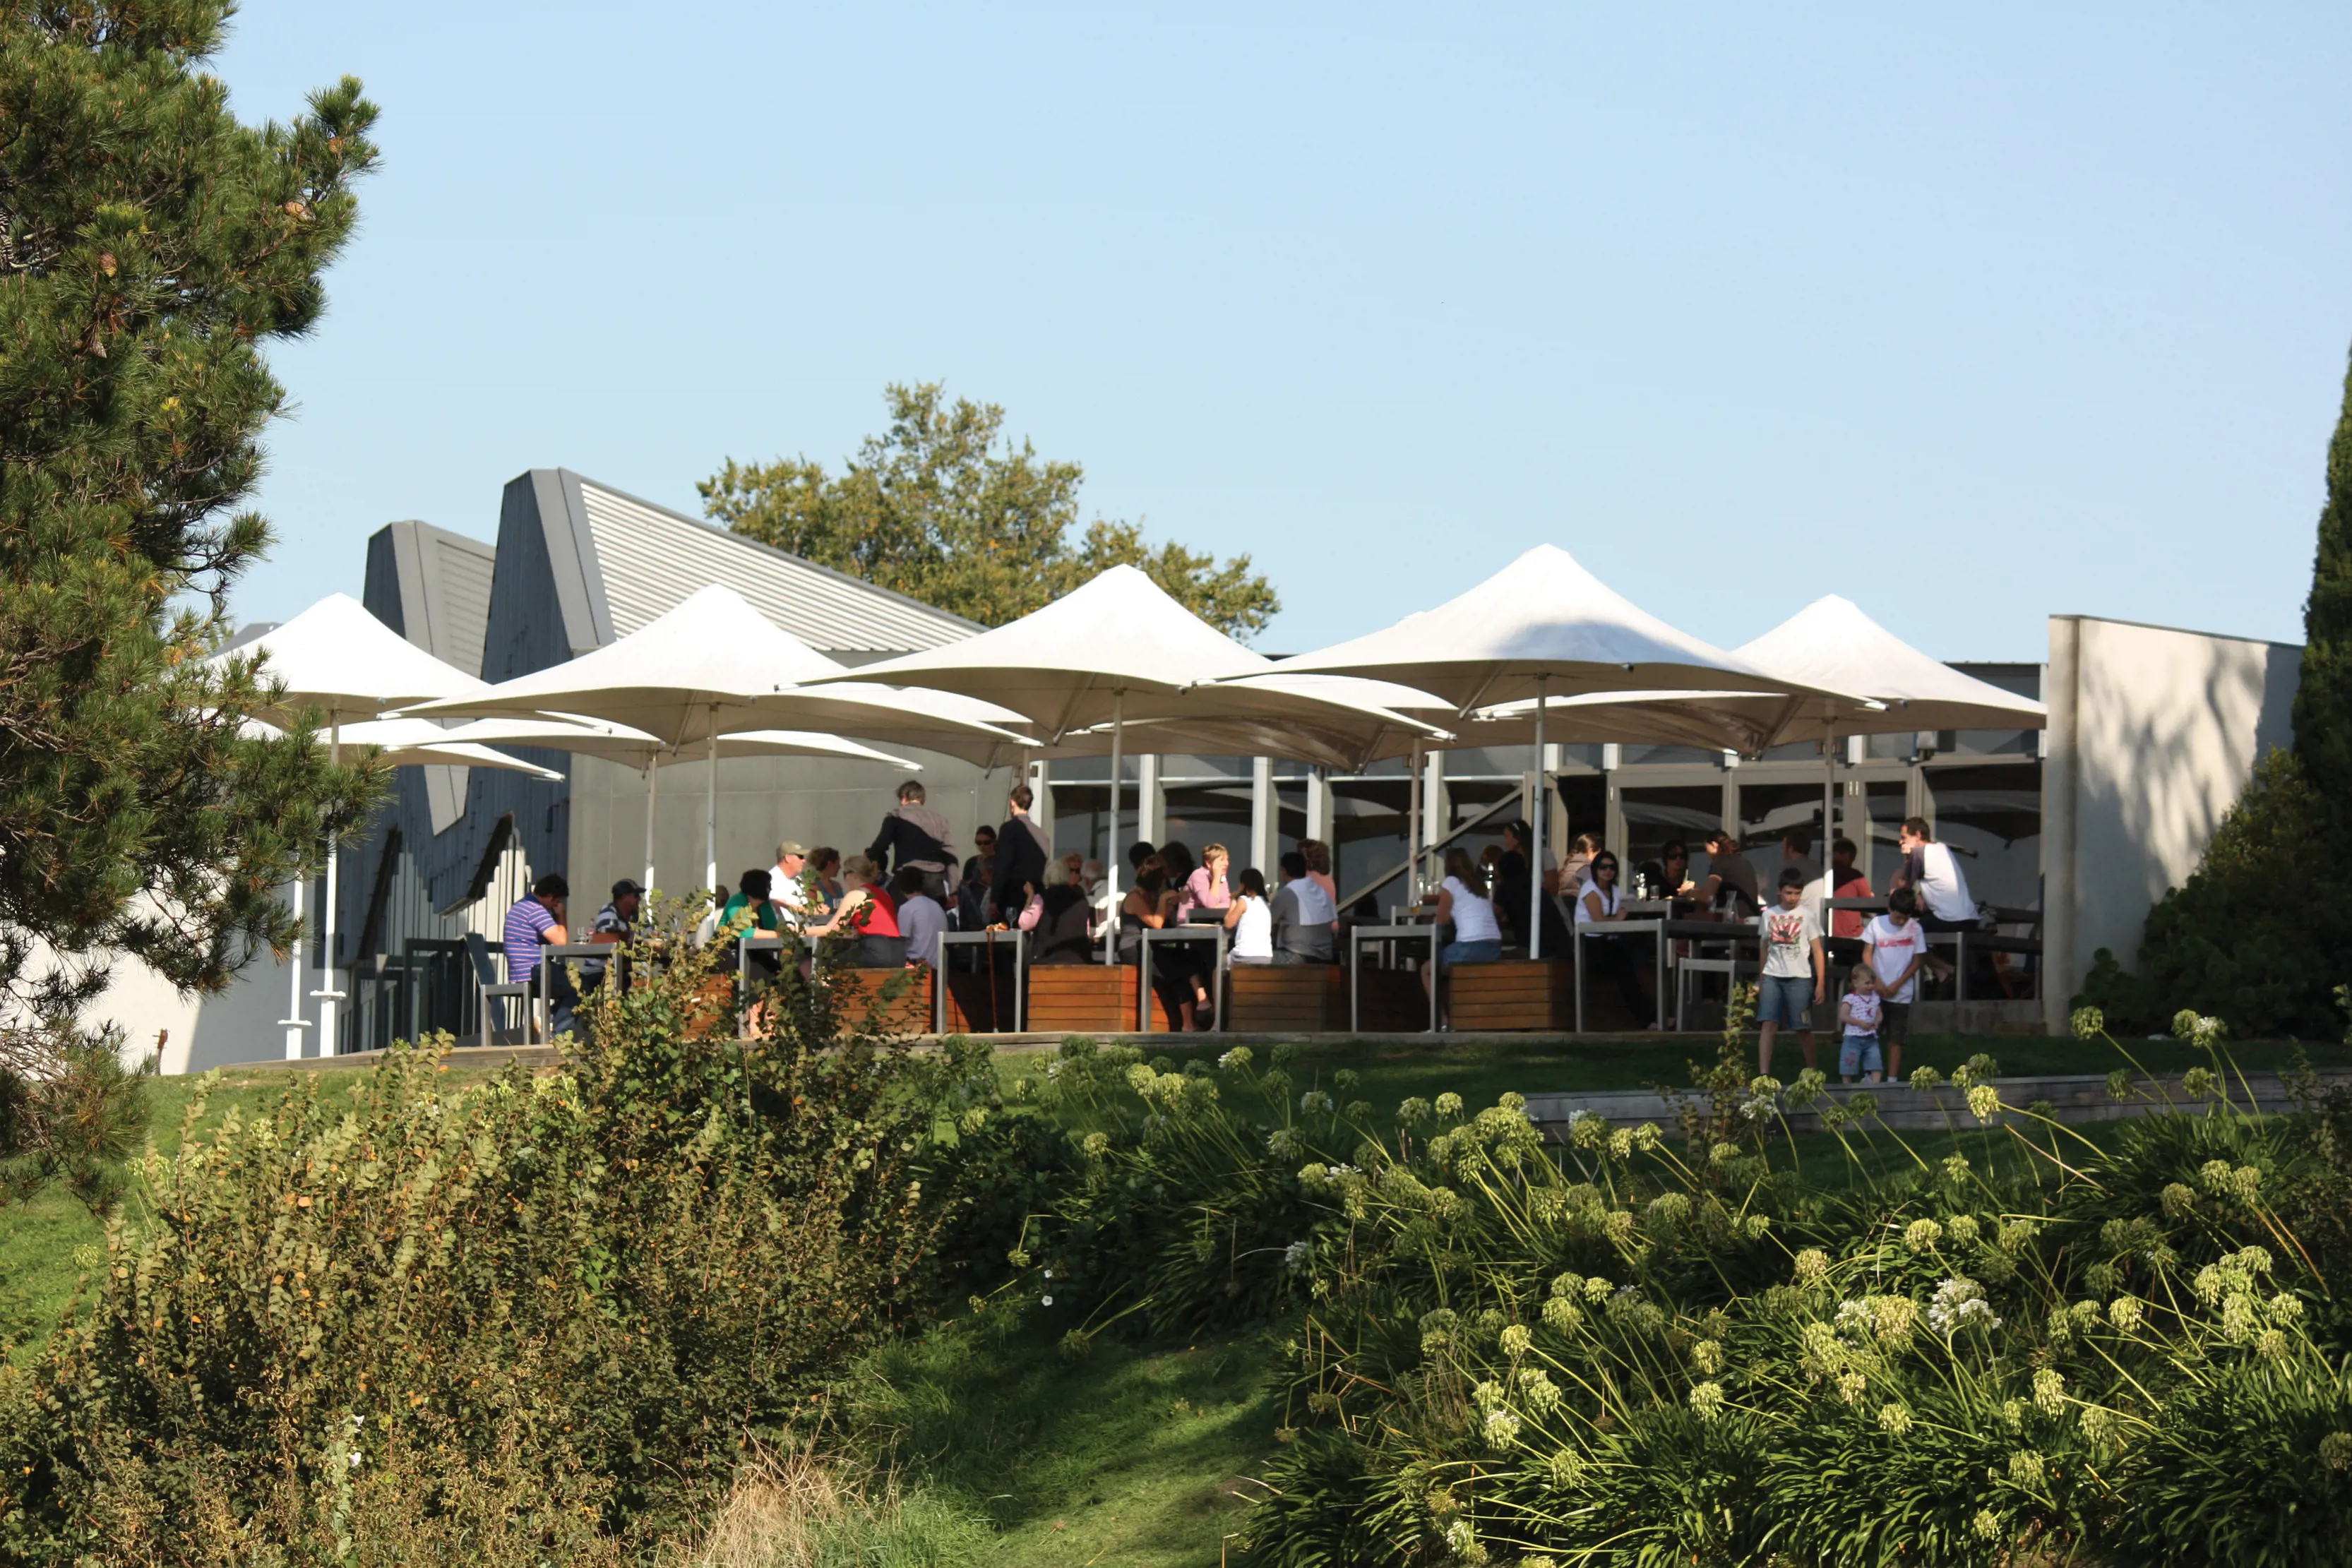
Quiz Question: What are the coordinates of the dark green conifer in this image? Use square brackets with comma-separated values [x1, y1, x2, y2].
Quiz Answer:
[0, 4, 382, 1207]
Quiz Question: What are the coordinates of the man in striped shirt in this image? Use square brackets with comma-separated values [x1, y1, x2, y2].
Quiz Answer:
[503, 873, 575, 1037]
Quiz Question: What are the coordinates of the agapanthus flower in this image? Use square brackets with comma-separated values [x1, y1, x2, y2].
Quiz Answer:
[1927, 1276, 2000, 1336]
[1878, 1403, 1912, 1437]
[1687, 1381, 1726, 1422]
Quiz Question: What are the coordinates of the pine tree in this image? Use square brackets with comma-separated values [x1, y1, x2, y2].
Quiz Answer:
[0, 5, 383, 1208]
[702, 383, 1282, 637]
[2293, 348, 2352, 822]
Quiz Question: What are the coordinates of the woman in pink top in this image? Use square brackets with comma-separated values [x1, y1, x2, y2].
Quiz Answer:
[1183, 843, 1232, 919]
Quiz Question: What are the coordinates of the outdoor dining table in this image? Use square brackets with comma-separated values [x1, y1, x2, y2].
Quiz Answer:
[1826, 897, 2043, 1002]
[536, 941, 616, 1041]
[1573, 916, 1761, 1034]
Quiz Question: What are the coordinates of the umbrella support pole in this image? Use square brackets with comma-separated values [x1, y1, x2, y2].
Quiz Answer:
[644, 762, 658, 894]
[1103, 690, 1123, 963]
[311, 720, 346, 1057]
[1822, 741, 1838, 923]
[1530, 677, 1548, 960]
[704, 723, 718, 899]
[280, 878, 309, 1060]
[1407, 740, 1423, 905]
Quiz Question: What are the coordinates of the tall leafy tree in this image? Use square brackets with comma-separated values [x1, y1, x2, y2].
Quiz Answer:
[702, 382, 1282, 638]
[2294, 348, 2352, 823]
[0, 4, 383, 1207]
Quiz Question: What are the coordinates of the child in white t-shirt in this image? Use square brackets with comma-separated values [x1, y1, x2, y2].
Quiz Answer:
[1837, 967, 1885, 1083]
[1861, 886, 1931, 1079]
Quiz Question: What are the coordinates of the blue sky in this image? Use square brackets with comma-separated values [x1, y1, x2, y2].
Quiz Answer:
[215, 3, 2352, 660]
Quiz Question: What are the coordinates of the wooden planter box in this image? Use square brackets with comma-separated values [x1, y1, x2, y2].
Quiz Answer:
[1447, 959, 1572, 1032]
[1026, 964, 1136, 1036]
[1224, 964, 1344, 1031]
[825, 966, 931, 1035]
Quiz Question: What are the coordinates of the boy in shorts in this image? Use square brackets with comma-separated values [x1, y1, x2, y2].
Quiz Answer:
[1863, 886, 1930, 1080]
[1756, 866, 1825, 1077]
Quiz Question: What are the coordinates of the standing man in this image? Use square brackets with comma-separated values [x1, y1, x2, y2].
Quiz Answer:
[989, 783, 1050, 923]
[502, 872, 575, 1039]
[580, 877, 642, 995]
[866, 780, 957, 880]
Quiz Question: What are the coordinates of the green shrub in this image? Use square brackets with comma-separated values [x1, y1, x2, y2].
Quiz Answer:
[2078, 749, 2348, 1039]
[0, 907, 987, 1563]
[1234, 1027, 2352, 1567]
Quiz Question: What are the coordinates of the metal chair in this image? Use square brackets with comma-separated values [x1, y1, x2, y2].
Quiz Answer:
[1674, 951, 1753, 1033]
[464, 932, 532, 1048]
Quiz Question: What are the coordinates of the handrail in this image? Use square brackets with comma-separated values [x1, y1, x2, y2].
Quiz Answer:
[1339, 789, 1527, 912]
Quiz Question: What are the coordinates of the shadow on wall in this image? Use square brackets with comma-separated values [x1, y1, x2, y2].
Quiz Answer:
[2073, 620, 2300, 972]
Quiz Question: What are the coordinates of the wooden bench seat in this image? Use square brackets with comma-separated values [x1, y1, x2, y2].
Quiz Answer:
[1447, 959, 1572, 1031]
[1224, 964, 1344, 1031]
[1026, 963, 1136, 1035]
[1356, 967, 1434, 1032]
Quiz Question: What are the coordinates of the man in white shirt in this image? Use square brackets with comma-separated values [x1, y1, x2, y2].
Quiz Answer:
[770, 840, 813, 931]
[1892, 818, 1977, 930]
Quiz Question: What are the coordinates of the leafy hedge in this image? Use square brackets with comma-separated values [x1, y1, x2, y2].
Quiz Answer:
[948, 1021, 2352, 1566]
[0, 909, 993, 1563]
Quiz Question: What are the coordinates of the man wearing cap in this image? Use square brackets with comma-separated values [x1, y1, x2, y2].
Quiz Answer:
[770, 841, 815, 931]
[582, 878, 642, 995]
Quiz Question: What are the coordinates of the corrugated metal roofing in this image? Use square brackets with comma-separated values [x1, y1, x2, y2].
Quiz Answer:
[574, 476, 977, 654]
[419, 523, 496, 676]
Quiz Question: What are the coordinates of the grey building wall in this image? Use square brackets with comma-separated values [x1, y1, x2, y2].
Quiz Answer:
[2042, 614, 2300, 1033]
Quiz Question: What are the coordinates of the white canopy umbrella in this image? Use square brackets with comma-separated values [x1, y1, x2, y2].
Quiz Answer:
[432, 714, 918, 892]
[1267, 544, 1861, 957]
[403, 585, 1032, 892]
[208, 594, 491, 1060]
[1731, 596, 2047, 920]
[808, 564, 1452, 957]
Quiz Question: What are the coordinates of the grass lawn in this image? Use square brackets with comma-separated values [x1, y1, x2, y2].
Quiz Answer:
[0, 1060, 497, 1350]
[841, 1315, 1282, 1568]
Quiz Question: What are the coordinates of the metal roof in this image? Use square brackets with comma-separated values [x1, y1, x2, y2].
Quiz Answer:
[571, 475, 977, 654]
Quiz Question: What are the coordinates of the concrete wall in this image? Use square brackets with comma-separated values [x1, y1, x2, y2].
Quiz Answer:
[565, 747, 1018, 903]
[2043, 614, 2300, 1031]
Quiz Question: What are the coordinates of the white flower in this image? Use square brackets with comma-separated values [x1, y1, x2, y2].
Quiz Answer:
[1041, 1295, 1054, 1306]
[1283, 1240, 1312, 1274]
[1928, 1276, 2000, 1336]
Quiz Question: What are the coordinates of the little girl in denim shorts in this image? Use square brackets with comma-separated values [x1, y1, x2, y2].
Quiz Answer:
[1837, 967, 1885, 1083]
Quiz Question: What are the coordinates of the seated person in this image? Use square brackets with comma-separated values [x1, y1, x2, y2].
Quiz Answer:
[1699, 829, 1760, 920]
[808, 856, 904, 967]
[1224, 866, 1275, 965]
[502, 873, 574, 1038]
[1267, 851, 1337, 964]
[1185, 844, 1234, 921]
[891, 868, 947, 967]
[1825, 834, 1873, 966]
[1420, 849, 1502, 1028]
[1025, 858, 1097, 964]
[580, 877, 641, 994]
[1637, 838, 1697, 913]
[718, 868, 783, 978]
[1575, 851, 1651, 1024]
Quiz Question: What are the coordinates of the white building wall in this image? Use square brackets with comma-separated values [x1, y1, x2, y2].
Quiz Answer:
[2043, 614, 2300, 1032]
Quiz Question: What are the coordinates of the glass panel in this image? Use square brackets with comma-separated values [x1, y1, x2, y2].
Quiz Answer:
[1736, 779, 1831, 893]
[1329, 775, 1409, 914]
[1925, 762, 2042, 912]
[1619, 783, 1727, 887]
[1860, 780, 1911, 890]
[1045, 783, 1136, 863]
[1161, 782, 1254, 864]
[1555, 775, 1606, 848]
